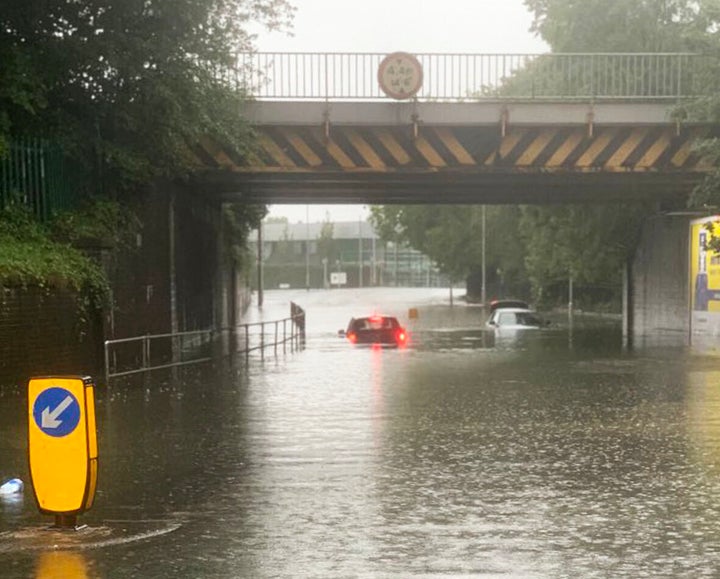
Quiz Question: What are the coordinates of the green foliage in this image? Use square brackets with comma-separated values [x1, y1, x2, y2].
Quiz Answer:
[371, 205, 474, 281]
[223, 204, 267, 252]
[509, 1, 717, 304]
[675, 5, 720, 237]
[519, 204, 648, 306]
[222, 203, 267, 280]
[496, 1, 713, 100]
[317, 219, 337, 263]
[372, 2, 718, 308]
[370, 205, 528, 289]
[0, 205, 110, 309]
[0, 1, 291, 334]
[370, 200, 647, 308]
[523, 0, 704, 52]
[50, 198, 141, 248]
[0, 0, 294, 190]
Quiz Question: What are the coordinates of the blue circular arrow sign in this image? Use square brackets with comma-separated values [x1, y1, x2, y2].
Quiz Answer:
[32, 387, 81, 437]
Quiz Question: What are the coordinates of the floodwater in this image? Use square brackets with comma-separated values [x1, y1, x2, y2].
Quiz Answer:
[3, 287, 720, 578]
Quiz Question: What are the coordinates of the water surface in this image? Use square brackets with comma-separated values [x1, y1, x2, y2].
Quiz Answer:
[2, 288, 720, 578]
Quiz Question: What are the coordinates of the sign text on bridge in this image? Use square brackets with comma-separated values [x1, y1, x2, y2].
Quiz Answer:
[378, 52, 423, 100]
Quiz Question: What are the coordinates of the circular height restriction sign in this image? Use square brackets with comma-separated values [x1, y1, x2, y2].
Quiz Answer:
[378, 52, 423, 100]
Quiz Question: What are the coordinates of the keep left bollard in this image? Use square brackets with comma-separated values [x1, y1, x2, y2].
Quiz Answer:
[28, 376, 98, 530]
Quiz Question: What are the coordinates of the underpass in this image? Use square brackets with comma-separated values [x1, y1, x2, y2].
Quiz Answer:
[192, 52, 720, 340]
[192, 52, 716, 206]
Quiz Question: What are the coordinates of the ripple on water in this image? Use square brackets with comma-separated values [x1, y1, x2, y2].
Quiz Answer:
[0, 520, 182, 553]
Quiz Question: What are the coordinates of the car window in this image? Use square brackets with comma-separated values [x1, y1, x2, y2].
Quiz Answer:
[497, 312, 516, 325]
[349, 316, 400, 332]
[516, 312, 541, 326]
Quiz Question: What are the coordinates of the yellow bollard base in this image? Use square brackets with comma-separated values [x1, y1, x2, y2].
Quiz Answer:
[52, 514, 83, 530]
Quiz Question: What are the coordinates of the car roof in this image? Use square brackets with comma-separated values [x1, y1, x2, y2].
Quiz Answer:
[489, 299, 530, 312]
[493, 307, 535, 313]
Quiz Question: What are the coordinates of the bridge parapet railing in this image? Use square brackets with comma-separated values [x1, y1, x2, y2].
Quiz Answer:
[235, 52, 715, 102]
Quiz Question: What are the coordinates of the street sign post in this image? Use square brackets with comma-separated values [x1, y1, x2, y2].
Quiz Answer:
[330, 271, 347, 286]
[28, 376, 98, 529]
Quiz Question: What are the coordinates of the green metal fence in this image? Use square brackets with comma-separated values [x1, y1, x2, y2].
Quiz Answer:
[0, 138, 83, 220]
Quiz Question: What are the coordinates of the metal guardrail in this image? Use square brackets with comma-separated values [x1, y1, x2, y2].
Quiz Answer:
[235, 52, 712, 102]
[104, 304, 306, 382]
[104, 328, 215, 381]
[236, 313, 305, 361]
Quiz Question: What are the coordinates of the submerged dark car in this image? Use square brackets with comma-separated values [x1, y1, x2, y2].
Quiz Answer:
[339, 315, 409, 347]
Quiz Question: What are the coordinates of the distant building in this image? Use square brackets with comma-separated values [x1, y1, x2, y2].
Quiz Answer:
[249, 220, 447, 289]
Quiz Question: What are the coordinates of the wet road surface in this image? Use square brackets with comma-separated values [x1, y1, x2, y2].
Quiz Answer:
[2, 288, 720, 577]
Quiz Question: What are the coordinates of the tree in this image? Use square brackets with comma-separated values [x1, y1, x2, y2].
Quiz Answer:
[519, 203, 648, 306]
[0, 0, 294, 190]
[523, 0, 704, 53]
[680, 4, 720, 251]
[370, 205, 476, 283]
[371, 3, 701, 306]
[370, 205, 529, 299]
[513, 1, 708, 303]
[317, 219, 338, 265]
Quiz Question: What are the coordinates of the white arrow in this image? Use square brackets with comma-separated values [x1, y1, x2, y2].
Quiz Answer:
[41, 395, 74, 429]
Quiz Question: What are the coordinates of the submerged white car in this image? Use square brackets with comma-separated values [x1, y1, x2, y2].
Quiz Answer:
[486, 307, 546, 330]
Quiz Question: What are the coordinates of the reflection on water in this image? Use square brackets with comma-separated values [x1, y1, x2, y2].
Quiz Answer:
[2, 288, 720, 577]
[35, 552, 90, 579]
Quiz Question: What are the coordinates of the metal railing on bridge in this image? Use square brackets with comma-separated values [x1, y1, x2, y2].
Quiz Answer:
[103, 304, 306, 383]
[236, 52, 714, 102]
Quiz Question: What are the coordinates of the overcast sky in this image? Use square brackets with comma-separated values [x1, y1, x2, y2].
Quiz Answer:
[255, 0, 549, 223]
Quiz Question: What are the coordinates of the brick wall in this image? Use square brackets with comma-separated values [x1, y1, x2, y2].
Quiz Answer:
[0, 286, 104, 386]
[0, 183, 250, 387]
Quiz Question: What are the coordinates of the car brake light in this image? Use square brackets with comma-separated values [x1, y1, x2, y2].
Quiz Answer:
[396, 330, 407, 344]
[347, 331, 357, 343]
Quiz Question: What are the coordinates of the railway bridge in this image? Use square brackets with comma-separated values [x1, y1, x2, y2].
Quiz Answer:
[194, 52, 717, 210]
[194, 52, 718, 341]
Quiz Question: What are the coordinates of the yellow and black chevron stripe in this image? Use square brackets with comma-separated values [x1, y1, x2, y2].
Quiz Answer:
[193, 125, 716, 172]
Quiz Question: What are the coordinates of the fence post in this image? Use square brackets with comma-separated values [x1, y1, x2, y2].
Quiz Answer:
[143, 335, 150, 372]
[274, 321, 279, 356]
[104, 341, 111, 384]
[260, 323, 265, 360]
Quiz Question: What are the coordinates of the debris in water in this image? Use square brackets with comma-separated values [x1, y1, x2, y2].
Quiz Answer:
[0, 478, 24, 495]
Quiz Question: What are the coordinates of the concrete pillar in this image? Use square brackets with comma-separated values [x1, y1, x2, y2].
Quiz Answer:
[630, 214, 690, 342]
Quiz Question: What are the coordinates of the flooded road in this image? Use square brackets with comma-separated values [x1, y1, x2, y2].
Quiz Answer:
[3, 287, 720, 577]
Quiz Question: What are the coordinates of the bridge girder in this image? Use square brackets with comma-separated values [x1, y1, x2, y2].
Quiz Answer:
[201, 170, 702, 205]
[190, 102, 717, 206]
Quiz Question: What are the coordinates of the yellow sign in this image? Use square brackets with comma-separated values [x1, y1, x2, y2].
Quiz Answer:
[28, 376, 98, 515]
[35, 552, 89, 579]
